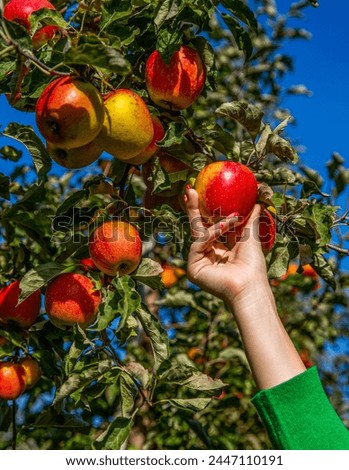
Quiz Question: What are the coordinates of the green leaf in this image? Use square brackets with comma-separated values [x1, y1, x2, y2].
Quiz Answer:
[216, 101, 264, 138]
[56, 190, 88, 216]
[221, 14, 253, 60]
[266, 133, 299, 163]
[0, 145, 22, 162]
[221, 0, 258, 33]
[19, 262, 76, 303]
[311, 253, 336, 289]
[53, 360, 115, 405]
[120, 372, 137, 417]
[64, 37, 131, 75]
[94, 417, 133, 450]
[132, 258, 163, 289]
[28, 8, 68, 33]
[112, 276, 142, 332]
[0, 174, 10, 200]
[156, 27, 183, 61]
[180, 373, 226, 392]
[154, 0, 183, 31]
[3, 123, 51, 180]
[136, 304, 169, 372]
[162, 398, 211, 412]
[267, 236, 291, 278]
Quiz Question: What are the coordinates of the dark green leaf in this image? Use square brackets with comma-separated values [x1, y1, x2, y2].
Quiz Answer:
[0, 174, 10, 200]
[216, 101, 264, 138]
[221, 0, 258, 32]
[136, 304, 169, 372]
[94, 417, 133, 450]
[266, 133, 299, 163]
[154, 0, 183, 30]
[132, 257, 163, 289]
[120, 372, 137, 417]
[162, 398, 211, 412]
[19, 262, 76, 303]
[0, 145, 22, 162]
[112, 276, 142, 331]
[64, 38, 131, 75]
[3, 123, 51, 180]
[56, 190, 88, 216]
[221, 14, 253, 60]
[311, 253, 336, 289]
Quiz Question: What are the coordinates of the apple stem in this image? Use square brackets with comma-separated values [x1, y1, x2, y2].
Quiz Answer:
[12, 399, 17, 450]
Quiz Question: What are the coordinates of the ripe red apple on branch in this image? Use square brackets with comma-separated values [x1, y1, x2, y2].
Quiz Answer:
[0, 362, 26, 400]
[95, 89, 154, 161]
[3, 0, 61, 49]
[35, 76, 105, 150]
[146, 45, 206, 110]
[0, 280, 41, 328]
[45, 273, 102, 329]
[89, 220, 142, 277]
[20, 356, 42, 389]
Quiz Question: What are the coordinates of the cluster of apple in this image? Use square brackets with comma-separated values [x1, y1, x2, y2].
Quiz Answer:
[0, 280, 42, 400]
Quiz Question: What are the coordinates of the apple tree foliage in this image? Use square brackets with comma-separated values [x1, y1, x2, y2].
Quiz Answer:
[0, 0, 348, 450]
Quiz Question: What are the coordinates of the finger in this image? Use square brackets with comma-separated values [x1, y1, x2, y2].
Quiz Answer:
[185, 188, 207, 240]
[239, 204, 262, 245]
[206, 213, 240, 243]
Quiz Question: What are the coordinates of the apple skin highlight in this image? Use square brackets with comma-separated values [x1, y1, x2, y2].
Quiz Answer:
[146, 45, 206, 110]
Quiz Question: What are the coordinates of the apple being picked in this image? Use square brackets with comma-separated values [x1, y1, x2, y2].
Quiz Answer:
[146, 45, 206, 110]
[127, 115, 166, 166]
[0, 362, 26, 400]
[0, 280, 41, 328]
[89, 220, 142, 277]
[45, 273, 101, 329]
[194, 161, 258, 225]
[35, 76, 105, 150]
[95, 89, 154, 161]
[3, 0, 61, 49]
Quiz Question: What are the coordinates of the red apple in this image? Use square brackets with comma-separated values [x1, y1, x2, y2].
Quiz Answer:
[45, 273, 101, 329]
[126, 115, 166, 165]
[95, 89, 154, 160]
[35, 76, 105, 149]
[46, 140, 102, 169]
[89, 220, 142, 277]
[0, 362, 26, 400]
[142, 152, 189, 197]
[3, 0, 60, 49]
[0, 280, 41, 328]
[146, 45, 206, 110]
[20, 356, 42, 389]
[194, 161, 258, 225]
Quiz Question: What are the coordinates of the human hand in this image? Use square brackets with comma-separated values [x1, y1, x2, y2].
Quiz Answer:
[185, 187, 269, 304]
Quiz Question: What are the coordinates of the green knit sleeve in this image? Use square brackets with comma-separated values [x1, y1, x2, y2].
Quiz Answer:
[251, 367, 349, 450]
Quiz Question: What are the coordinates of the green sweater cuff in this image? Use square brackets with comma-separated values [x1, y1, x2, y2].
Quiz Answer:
[251, 367, 349, 450]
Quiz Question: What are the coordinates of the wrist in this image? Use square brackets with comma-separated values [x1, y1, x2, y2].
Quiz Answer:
[223, 278, 275, 314]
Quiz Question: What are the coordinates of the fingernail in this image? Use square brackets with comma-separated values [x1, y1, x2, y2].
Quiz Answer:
[186, 184, 192, 191]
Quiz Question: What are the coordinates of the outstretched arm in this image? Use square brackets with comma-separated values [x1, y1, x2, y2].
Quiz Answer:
[185, 187, 306, 390]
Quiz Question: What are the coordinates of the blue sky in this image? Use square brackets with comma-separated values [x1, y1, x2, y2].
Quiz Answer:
[281, 2, 349, 183]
